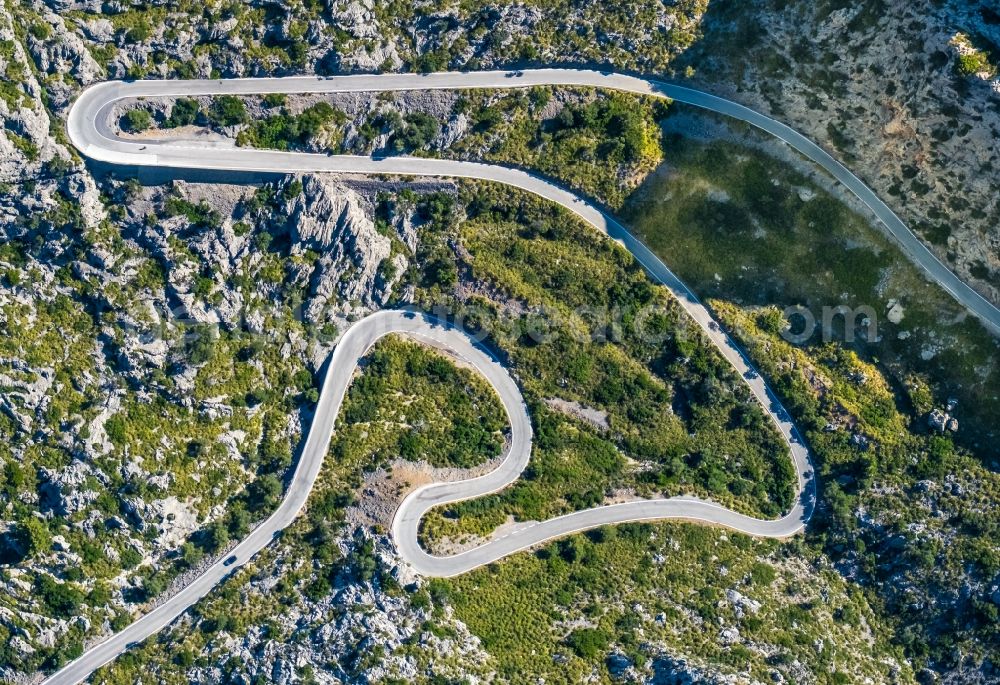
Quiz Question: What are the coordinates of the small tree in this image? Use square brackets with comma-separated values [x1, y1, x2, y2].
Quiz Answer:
[180, 542, 204, 567]
[21, 517, 51, 556]
[565, 628, 611, 659]
[143, 573, 166, 598]
[262, 93, 286, 108]
[247, 474, 283, 511]
[36, 574, 84, 617]
[125, 109, 152, 132]
[392, 112, 440, 152]
[208, 95, 248, 127]
[204, 522, 229, 552]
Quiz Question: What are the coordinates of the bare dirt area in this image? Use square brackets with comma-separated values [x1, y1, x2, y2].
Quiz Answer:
[346, 453, 506, 533]
[544, 397, 610, 431]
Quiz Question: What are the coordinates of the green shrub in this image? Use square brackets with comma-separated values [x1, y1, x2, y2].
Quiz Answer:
[565, 627, 611, 659]
[21, 518, 51, 556]
[36, 575, 84, 617]
[123, 23, 152, 43]
[208, 95, 248, 127]
[203, 522, 229, 552]
[28, 22, 50, 40]
[957, 51, 993, 76]
[749, 562, 776, 586]
[262, 93, 287, 108]
[247, 474, 283, 511]
[105, 415, 127, 445]
[236, 102, 342, 150]
[5, 131, 38, 161]
[392, 112, 440, 151]
[165, 98, 200, 127]
[119, 545, 142, 569]
[125, 109, 152, 132]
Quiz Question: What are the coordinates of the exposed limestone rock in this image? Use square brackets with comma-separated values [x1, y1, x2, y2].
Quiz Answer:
[27, 10, 103, 107]
[281, 175, 404, 318]
[186, 532, 489, 684]
[149, 496, 200, 550]
[332, 0, 380, 40]
[686, 0, 1000, 305]
[928, 407, 959, 433]
[38, 462, 98, 516]
[649, 655, 741, 684]
[725, 588, 762, 619]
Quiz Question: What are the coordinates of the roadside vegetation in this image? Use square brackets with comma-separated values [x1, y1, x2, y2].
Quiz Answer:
[235, 101, 345, 151]
[123, 108, 151, 132]
[624, 135, 1000, 671]
[412, 184, 794, 548]
[81, 184, 894, 685]
[332, 335, 507, 470]
[623, 135, 1000, 457]
[163, 97, 199, 127]
[138, 86, 668, 209]
[443, 523, 911, 684]
[446, 88, 667, 208]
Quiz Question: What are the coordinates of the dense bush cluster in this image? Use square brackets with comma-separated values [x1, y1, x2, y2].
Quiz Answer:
[163, 97, 199, 128]
[713, 303, 1000, 671]
[334, 335, 507, 470]
[207, 95, 247, 127]
[450, 88, 669, 208]
[124, 108, 151, 132]
[443, 521, 903, 683]
[236, 101, 344, 151]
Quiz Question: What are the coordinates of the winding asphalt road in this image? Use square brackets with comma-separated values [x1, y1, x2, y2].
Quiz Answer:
[67, 69, 1000, 336]
[43, 310, 529, 685]
[48, 64, 983, 683]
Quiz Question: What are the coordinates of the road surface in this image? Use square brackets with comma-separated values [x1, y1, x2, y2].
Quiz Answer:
[40, 311, 525, 684]
[52, 66, 946, 684]
[67, 69, 1000, 336]
[43, 308, 811, 685]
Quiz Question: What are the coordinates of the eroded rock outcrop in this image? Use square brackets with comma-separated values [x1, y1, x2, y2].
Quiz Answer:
[0, 6, 74, 182]
[281, 175, 406, 319]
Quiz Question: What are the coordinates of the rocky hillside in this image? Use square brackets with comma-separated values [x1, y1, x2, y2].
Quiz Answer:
[676, 0, 1000, 306]
[78, 183, 910, 685]
[0, 5, 77, 183]
[22, 0, 705, 80]
[12, 0, 997, 300]
[0, 130, 424, 678]
[1, 0, 998, 683]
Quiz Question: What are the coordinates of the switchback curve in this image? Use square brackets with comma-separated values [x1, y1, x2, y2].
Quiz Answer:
[42, 68, 856, 685]
[67, 69, 1000, 336]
